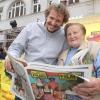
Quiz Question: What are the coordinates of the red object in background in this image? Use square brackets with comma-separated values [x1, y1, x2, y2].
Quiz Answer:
[87, 34, 100, 42]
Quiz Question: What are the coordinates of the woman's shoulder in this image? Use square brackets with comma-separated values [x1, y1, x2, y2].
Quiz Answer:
[87, 41, 100, 59]
[59, 49, 68, 59]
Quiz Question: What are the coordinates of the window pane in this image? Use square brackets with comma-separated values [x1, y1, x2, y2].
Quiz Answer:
[15, 7, 19, 17]
[34, 5, 37, 13]
[20, 6, 23, 16]
[75, 0, 79, 3]
[0, 7, 3, 20]
[8, 12, 11, 18]
[16, 1, 20, 6]
[33, 0, 38, 4]
[0, 14, 1, 20]
[38, 4, 41, 12]
[0, 7, 3, 12]
[60, 1, 67, 6]
[69, 0, 73, 4]
[12, 9, 15, 18]
[13, 4, 15, 7]
[24, 8, 26, 15]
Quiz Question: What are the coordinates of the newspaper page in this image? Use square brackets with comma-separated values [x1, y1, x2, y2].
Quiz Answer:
[7, 53, 35, 100]
[25, 63, 92, 100]
[7, 53, 92, 100]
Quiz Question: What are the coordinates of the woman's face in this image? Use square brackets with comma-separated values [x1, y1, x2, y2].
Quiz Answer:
[66, 25, 85, 48]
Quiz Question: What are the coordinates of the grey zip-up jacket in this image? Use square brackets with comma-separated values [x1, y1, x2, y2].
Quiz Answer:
[8, 22, 66, 65]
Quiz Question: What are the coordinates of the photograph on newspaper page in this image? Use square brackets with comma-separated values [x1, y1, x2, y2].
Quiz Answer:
[25, 63, 92, 100]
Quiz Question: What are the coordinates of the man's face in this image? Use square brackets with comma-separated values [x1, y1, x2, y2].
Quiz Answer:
[66, 25, 85, 48]
[45, 9, 64, 33]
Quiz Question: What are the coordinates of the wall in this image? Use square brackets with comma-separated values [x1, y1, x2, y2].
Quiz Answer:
[69, 15, 100, 37]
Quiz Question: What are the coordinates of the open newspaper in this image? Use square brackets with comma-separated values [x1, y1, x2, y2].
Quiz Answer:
[7, 53, 92, 100]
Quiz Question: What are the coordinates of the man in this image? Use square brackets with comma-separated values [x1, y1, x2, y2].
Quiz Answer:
[58, 23, 100, 100]
[4, 3, 69, 100]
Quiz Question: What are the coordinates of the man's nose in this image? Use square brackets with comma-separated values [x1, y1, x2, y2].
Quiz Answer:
[51, 20, 57, 26]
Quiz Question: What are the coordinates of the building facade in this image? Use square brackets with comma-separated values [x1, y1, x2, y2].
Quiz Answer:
[0, 0, 100, 48]
[61, 0, 100, 19]
[0, 0, 49, 48]
[0, 0, 100, 30]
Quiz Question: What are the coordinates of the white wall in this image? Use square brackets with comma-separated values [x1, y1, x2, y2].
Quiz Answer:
[0, 0, 46, 30]
[0, 11, 45, 30]
[0, 0, 100, 30]
[68, 0, 100, 19]
[94, 0, 100, 14]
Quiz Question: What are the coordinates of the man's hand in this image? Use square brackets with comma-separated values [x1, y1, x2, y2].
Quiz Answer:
[4, 56, 14, 72]
[73, 77, 100, 100]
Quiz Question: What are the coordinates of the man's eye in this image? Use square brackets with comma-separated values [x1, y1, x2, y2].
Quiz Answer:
[49, 17, 53, 20]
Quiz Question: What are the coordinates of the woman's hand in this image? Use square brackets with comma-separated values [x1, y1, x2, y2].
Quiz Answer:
[73, 77, 100, 100]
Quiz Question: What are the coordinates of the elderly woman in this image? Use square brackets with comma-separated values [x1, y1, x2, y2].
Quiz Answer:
[58, 23, 100, 100]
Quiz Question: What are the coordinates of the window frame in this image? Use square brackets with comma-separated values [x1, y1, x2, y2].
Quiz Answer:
[8, 1, 25, 19]
[68, 0, 79, 5]
[33, 0, 41, 13]
[0, 7, 3, 20]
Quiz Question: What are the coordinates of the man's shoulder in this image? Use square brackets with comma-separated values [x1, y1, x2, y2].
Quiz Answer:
[25, 22, 44, 29]
[60, 26, 64, 33]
